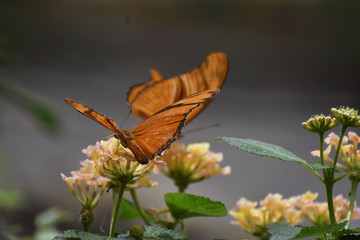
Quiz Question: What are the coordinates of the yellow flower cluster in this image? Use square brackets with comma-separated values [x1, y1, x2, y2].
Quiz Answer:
[230, 191, 360, 236]
[290, 191, 360, 226]
[311, 131, 360, 180]
[155, 142, 230, 191]
[230, 194, 302, 237]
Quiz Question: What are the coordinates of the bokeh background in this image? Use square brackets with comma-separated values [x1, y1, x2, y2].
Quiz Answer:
[1, 0, 360, 239]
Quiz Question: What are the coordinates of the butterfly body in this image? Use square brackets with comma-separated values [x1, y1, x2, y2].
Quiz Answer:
[65, 89, 218, 164]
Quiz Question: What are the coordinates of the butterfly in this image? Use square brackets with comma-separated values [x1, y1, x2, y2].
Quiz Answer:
[65, 89, 219, 164]
[127, 52, 228, 125]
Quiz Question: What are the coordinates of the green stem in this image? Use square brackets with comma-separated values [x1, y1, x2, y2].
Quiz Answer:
[322, 125, 346, 226]
[335, 168, 360, 182]
[83, 222, 90, 232]
[130, 188, 151, 226]
[345, 178, 359, 229]
[319, 131, 336, 224]
[319, 132, 324, 166]
[180, 220, 186, 233]
[177, 185, 186, 233]
[331, 125, 347, 176]
[325, 181, 336, 224]
[109, 183, 127, 237]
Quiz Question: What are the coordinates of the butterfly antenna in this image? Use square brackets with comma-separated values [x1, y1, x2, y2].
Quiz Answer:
[99, 133, 116, 141]
[119, 111, 132, 128]
[183, 123, 221, 135]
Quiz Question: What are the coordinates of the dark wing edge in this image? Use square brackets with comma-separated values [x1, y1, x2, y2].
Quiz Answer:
[64, 98, 120, 133]
[152, 89, 219, 159]
[132, 89, 219, 160]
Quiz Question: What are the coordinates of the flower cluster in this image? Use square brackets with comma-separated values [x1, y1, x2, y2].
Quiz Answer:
[61, 171, 109, 228]
[155, 142, 231, 192]
[290, 191, 360, 226]
[311, 131, 360, 180]
[331, 107, 360, 127]
[61, 137, 157, 205]
[230, 191, 360, 237]
[302, 114, 338, 133]
[229, 193, 302, 238]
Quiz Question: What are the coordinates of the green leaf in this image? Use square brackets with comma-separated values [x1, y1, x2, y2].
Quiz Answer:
[328, 227, 360, 239]
[119, 199, 154, 222]
[268, 222, 348, 240]
[311, 162, 334, 171]
[216, 137, 309, 165]
[53, 230, 117, 240]
[164, 193, 227, 220]
[118, 226, 190, 240]
[268, 223, 302, 240]
[295, 221, 347, 238]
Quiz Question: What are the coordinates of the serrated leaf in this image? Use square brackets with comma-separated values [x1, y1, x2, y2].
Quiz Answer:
[331, 227, 360, 239]
[118, 226, 190, 240]
[311, 162, 334, 171]
[53, 230, 117, 240]
[119, 199, 154, 222]
[216, 137, 312, 168]
[268, 223, 302, 240]
[164, 193, 226, 220]
[295, 221, 347, 238]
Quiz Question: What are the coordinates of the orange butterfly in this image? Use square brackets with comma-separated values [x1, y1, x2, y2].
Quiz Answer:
[65, 89, 219, 164]
[127, 52, 228, 124]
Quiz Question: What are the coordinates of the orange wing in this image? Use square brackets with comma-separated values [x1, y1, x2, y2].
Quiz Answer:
[128, 89, 219, 163]
[64, 99, 121, 134]
[128, 52, 228, 124]
[127, 68, 163, 104]
[64, 89, 218, 164]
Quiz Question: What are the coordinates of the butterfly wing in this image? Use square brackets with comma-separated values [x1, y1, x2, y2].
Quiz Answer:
[127, 89, 219, 164]
[128, 52, 228, 124]
[64, 98, 124, 136]
[127, 68, 163, 104]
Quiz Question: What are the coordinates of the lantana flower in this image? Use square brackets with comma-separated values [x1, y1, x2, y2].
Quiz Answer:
[311, 132, 360, 180]
[331, 106, 360, 127]
[291, 191, 360, 226]
[61, 171, 109, 228]
[302, 114, 338, 133]
[230, 191, 360, 237]
[155, 142, 230, 192]
[79, 137, 157, 187]
[61, 137, 158, 228]
[229, 193, 302, 238]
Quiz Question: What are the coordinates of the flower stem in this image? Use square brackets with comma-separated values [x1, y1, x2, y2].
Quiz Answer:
[180, 220, 186, 233]
[109, 183, 127, 237]
[322, 125, 347, 225]
[325, 181, 336, 224]
[130, 188, 151, 226]
[345, 178, 359, 229]
[319, 132, 324, 165]
[319, 131, 336, 224]
[331, 125, 347, 176]
[177, 185, 186, 233]
[83, 222, 90, 232]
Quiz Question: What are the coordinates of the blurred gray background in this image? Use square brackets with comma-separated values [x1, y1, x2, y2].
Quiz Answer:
[1, 0, 360, 239]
